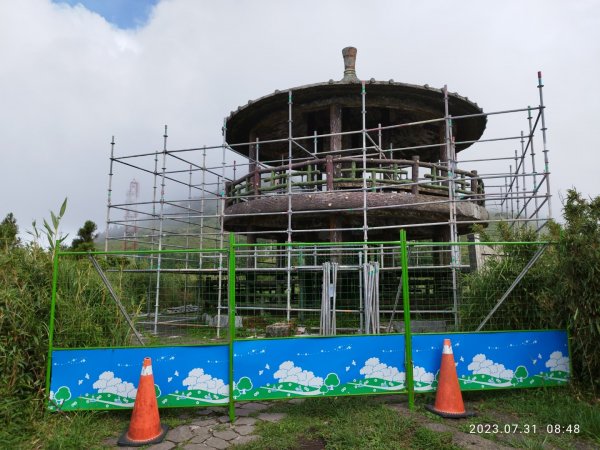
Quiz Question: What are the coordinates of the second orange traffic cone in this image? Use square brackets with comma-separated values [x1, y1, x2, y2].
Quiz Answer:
[118, 357, 169, 446]
[425, 338, 474, 418]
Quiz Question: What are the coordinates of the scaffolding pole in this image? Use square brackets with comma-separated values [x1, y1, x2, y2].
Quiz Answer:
[286, 90, 293, 321]
[444, 85, 460, 328]
[217, 120, 227, 336]
[104, 136, 115, 253]
[153, 125, 168, 334]
[537, 71, 552, 220]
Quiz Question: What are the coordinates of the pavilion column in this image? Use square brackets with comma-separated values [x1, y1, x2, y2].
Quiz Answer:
[249, 130, 257, 173]
[328, 103, 343, 244]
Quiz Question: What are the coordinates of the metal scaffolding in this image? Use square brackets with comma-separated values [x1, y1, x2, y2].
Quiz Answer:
[104, 73, 552, 336]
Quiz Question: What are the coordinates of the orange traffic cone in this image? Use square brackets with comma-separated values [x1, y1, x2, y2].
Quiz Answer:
[425, 338, 474, 418]
[118, 357, 169, 446]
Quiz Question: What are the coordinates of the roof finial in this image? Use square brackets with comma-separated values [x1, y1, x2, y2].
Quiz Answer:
[341, 47, 359, 82]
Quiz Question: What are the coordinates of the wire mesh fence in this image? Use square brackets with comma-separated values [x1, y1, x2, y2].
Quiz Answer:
[50, 239, 554, 350]
[454, 241, 552, 332]
[232, 243, 403, 337]
[402, 240, 552, 332]
[52, 249, 229, 348]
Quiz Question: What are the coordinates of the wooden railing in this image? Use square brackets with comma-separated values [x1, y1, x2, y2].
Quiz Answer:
[226, 156, 484, 206]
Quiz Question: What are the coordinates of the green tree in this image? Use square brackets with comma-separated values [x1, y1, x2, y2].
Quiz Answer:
[71, 220, 98, 251]
[0, 213, 19, 250]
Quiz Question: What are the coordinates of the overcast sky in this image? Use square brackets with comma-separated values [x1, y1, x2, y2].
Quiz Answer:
[1, 0, 599, 241]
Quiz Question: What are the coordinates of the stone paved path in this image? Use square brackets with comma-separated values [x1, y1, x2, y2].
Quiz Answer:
[104, 402, 286, 449]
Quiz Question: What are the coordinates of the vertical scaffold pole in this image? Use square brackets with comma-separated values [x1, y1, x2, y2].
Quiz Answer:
[361, 81, 368, 243]
[286, 90, 293, 322]
[153, 125, 168, 334]
[148, 142, 160, 315]
[358, 251, 363, 333]
[361, 80, 369, 312]
[254, 138, 260, 269]
[514, 150, 520, 220]
[199, 146, 206, 268]
[228, 234, 236, 423]
[400, 230, 414, 410]
[520, 131, 529, 220]
[527, 107, 540, 229]
[509, 167, 514, 219]
[504, 176, 510, 219]
[537, 71, 552, 220]
[184, 163, 192, 309]
[217, 120, 227, 337]
[104, 136, 115, 253]
[443, 86, 460, 328]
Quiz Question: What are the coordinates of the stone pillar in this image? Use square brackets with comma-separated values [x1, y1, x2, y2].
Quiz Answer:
[249, 130, 257, 172]
[471, 170, 481, 205]
[330, 103, 342, 153]
[467, 233, 484, 272]
[411, 155, 420, 195]
[328, 103, 343, 245]
[326, 156, 342, 243]
[439, 126, 448, 164]
[435, 226, 452, 266]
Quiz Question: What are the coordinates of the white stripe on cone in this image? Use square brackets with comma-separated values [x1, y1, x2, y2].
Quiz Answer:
[141, 365, 153, 376]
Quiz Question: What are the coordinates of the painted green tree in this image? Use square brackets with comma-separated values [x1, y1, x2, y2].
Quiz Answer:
[513, 366, 528, 383]
[324, 373, 340, 391]
[236, 377, 253, 395]
[54, 386, 71, 405]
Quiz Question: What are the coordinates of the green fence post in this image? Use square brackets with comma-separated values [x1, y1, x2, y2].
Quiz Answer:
[45, 243, 60, 405]
[400, 230, 415, 410]
[228, 234, 236, 423]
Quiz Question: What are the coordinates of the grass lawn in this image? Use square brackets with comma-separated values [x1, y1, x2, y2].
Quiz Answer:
[5, 387, 598, 449]
[235, 388, 599, 450]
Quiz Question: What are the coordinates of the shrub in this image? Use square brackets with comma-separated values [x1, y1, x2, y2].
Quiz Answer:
[549, 190, 600, 390]
[461, 189, 600, 392]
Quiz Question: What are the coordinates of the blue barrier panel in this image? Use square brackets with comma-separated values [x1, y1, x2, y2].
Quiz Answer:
[233, 335, 406, 401]
[48, 345, 229, 411]
[48, 330, 568, 411]
[412, 330, 569, 391]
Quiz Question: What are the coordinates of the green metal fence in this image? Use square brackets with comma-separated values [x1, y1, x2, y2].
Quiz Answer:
[47, 235, 553, 349]
[47, 232, 554, 416]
